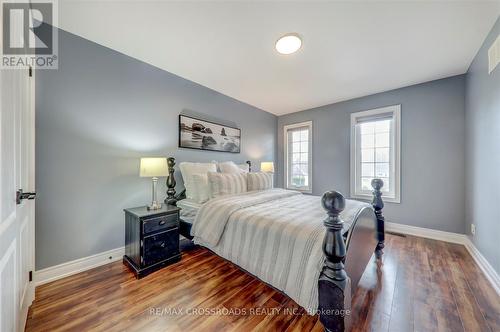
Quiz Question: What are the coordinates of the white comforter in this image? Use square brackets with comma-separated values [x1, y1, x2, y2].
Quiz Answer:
[190, 188, 370, 313]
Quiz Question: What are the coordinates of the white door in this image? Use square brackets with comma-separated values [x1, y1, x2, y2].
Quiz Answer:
[0, 51, 36, 332]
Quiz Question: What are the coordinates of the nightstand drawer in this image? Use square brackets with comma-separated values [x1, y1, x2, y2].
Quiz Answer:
[143, 214, 177, 235]
[143, 228, 179, 266]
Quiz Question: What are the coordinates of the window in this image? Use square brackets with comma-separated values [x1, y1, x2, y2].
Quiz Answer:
[284, 121, 312, 192]
[350, 105, 401, 203]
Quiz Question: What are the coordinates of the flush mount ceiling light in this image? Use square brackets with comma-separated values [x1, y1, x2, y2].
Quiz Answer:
[275, 33, 302, 55]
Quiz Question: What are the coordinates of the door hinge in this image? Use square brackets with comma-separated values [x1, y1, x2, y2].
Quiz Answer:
[29, 271, 33, 282]
[28, 66, 33, 77]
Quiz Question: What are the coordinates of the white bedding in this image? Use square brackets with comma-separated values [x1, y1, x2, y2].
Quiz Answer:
[190, 188, 370, 313]
[177, 199, 202, 224]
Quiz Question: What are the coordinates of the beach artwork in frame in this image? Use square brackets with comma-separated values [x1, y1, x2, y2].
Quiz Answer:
[179, 115, 241, 153]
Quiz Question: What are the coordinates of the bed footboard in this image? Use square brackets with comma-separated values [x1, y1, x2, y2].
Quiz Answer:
[318, 191, 351, 332]
[371, 179, 385, 259]
[318, 179, 384, 332]
[344, 207, 378, 294]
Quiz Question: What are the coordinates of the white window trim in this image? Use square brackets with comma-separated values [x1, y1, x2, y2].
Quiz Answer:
[350, 105, 401, 203]
[284, 121, 313, 193]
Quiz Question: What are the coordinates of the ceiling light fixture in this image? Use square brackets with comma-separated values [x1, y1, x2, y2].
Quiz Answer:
[275, 33, 302, 55]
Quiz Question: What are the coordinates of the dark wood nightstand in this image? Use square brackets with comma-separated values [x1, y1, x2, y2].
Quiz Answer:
[123, 205, 181, 278]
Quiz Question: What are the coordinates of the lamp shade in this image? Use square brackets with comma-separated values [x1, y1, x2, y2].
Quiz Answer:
[260, 161, 275, 173]
[140, 158, 168, 177]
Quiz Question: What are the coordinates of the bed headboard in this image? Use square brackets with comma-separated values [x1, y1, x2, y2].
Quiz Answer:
[164, 158, 251, 206]
[164, 157, 179, 205]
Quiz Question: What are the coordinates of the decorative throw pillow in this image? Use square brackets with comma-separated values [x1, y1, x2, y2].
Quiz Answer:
[179, 162, 217, 200]
[207, 172, 248, 198]
[218, 161, 243, 174]
[237, 163, 250, 173]
[247, 172, 273, 191]
[192, 173, 210, 203]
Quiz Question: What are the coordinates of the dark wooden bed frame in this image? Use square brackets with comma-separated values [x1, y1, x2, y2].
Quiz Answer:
[164, 157, 385, 332]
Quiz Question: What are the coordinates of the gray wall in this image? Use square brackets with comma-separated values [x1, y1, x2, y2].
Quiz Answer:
[277, 75, 466, 233]
[36, 29, 277, 270]
[465, 18, 500, 274]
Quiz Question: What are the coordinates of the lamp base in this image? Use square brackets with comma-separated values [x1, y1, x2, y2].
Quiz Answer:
[147, 202, 162, 210]
[147, 177, 162, 210]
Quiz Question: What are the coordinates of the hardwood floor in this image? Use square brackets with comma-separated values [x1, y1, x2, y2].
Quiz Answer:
[26, 234, 500, 332]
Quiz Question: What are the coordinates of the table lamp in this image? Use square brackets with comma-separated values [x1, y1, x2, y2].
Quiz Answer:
[140, 157, 168, 210]
[260, 161, 275, 173]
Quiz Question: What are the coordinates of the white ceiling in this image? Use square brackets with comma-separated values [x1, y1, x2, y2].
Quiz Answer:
[58, 1, 500, 115]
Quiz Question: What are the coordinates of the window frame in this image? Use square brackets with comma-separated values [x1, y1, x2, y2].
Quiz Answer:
[284, 121, 313, 193]
[350, 105, 401, 203]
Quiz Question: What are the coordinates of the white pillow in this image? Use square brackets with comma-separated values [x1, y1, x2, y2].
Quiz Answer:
[247, 172, 273, 191]
[192, 173, 210, 203]
[179, 162, 217, 200]
[207, 172, 247, 198]
[218, 161, 250, 173]
[218, 161, 242, 173]
[237, 163, 250, 173]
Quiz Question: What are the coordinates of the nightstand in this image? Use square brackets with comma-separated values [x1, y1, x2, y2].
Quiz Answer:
[123, 205, 181, 278]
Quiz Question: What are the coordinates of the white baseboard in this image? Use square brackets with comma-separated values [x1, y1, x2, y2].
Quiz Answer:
[462, 238, 500, 295]
[35, 247, 124, 286]
[386, 221, 500, 295]
[385, 221, 468, 244]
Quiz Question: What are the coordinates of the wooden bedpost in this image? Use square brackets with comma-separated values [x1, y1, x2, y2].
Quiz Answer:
[371, 179, 385, 259]
[246, 160, 251, 172]
[318, 191, 351, 332]
[164, 157, 177, 206]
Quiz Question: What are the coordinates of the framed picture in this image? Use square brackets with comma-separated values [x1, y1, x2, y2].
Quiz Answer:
[179, 115, 241, 153]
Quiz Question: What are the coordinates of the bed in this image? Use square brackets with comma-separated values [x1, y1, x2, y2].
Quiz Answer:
[176, 199, 199, 239]
[164, 157, 385, 332]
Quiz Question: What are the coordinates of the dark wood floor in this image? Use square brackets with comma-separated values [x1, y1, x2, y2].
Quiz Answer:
[26, 234, 500, 332]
